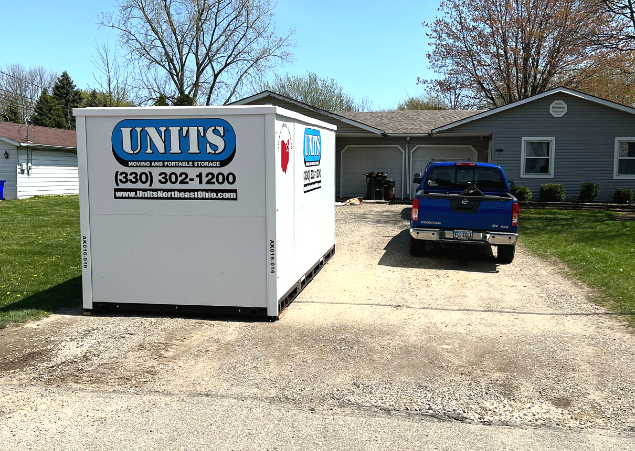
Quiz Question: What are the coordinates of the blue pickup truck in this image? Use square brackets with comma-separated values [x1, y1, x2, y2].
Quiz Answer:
[410, 161, 519, 263]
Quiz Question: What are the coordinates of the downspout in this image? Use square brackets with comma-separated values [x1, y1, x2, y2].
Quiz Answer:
[405, 137, 410, 199]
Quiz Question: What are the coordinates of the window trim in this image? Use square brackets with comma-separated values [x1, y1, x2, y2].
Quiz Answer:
[614, 137, 635, 179]
[521, 137, 555, 178]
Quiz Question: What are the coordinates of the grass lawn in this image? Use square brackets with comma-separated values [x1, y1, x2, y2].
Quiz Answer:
[0, 195, 81, 328]
[520, 209, 635, 325]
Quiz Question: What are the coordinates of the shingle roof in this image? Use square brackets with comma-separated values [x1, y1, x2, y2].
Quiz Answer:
[0, 122, 76, 149]
[231, 90, 487, 135]
[335, 110, 486, 134]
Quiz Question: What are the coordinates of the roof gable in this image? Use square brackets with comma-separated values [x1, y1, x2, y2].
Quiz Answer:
[432, 87, 635, 133]
[0, 122, 76, 149]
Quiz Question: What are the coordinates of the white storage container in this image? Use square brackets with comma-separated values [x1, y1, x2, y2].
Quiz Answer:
[74, 106, 336, 319]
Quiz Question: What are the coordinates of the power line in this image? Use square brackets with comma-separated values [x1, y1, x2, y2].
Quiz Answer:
[0, 69, 50, 92]
[0, 87, 35, 104]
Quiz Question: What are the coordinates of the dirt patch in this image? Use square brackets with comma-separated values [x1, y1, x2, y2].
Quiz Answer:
[0, 322, 58, 372]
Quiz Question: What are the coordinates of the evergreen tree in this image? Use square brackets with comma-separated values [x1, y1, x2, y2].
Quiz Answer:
[80, 89, 133, 108]
[173, 94, 195, 106]
[154, 94, 169, 106]
[81, 89, 108, 107]
[51, 71, 82, 129]
[2, 99, 21, 123]
[30, 89, 66, 129]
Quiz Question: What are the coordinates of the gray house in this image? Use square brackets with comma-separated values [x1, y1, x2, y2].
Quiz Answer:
[233, 88, 635, 202]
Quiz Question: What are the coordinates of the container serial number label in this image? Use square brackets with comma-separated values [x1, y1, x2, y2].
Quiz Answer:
[82, 235, 89, 269]
[269, 240, 276, 274]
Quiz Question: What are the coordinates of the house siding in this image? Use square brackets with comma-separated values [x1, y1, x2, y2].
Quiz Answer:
[441, 93, 635, 201]
[17, 148, 79, 199]
[0, 141, 18, 199]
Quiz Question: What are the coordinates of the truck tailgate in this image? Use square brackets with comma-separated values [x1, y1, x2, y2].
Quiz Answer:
[418, 194, 514, 231]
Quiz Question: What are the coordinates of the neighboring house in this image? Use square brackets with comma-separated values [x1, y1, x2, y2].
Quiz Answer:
[233, 88, 635, 202]
[0, 122, 78, 200]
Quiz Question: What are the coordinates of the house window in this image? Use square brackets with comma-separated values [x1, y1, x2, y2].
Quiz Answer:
[614, 138, 635, 179]
[521, 137, 555, 178]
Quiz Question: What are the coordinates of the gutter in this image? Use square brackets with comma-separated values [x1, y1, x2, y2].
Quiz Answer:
[384, 133, 433, 138]
[17, 143, 77, 151]
[405, 137, 410, 197]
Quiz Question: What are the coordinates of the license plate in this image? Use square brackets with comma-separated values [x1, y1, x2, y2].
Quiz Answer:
[453, 230, 473, 240]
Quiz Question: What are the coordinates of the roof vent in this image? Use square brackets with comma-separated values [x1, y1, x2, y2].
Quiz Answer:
[550, 100, 567, 117]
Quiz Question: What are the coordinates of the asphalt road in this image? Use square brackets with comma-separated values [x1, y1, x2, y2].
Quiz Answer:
[1, 385, 632, 450]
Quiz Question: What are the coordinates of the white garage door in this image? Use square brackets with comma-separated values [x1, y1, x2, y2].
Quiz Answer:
[410, 146, 477, 198]
[341, 146, 403, 198]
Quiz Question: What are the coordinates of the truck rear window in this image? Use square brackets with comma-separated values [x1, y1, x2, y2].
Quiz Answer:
[425, 166, 506, 190]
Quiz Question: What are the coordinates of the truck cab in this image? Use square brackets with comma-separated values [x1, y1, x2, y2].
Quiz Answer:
[410, 160, 519, 263]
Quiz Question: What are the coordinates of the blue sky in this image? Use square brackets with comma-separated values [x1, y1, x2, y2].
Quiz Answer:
[0, 0, 440, 109]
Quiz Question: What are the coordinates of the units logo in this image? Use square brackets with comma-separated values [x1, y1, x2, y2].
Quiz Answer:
[303, 128, 321, 167]
[303, 128, 321, 194]
[278, 123, 292, 174]
[111, 118, 236, 167]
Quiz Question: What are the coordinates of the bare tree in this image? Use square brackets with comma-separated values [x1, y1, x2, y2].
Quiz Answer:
[0, 64, 57, 122]
[418, 74, 484, 109]
[258, 72, 374, 112]
[90, 42, 136, 106]
[593, 0, 635, 50]
[397, 94, 448, 111]
[424, 0, 627, 108]
[100, 0, 295, 105]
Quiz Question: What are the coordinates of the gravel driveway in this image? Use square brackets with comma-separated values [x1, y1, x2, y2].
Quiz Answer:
[1, 203, 634, 448]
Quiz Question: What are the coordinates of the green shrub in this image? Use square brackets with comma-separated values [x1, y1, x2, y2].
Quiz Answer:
[539, 184, 566, 202]
[612, 188, 633, 204]
[578, 182, 600, 202]
[510, 185, 532, 201]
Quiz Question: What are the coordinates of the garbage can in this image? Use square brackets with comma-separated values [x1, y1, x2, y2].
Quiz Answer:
[384, 178, 395, 200]
[0, 180, 5, 200]
[364, 172, 376, 200]
[373, 172, 387, 200]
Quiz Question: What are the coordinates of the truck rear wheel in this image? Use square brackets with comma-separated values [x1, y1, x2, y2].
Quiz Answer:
[498, 244, 515, 263]
[409, 236, 426, 257]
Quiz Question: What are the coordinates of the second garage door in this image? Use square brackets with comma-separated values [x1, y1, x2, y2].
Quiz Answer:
[410, 146, 477, 198]
[341, 146, 403, 198]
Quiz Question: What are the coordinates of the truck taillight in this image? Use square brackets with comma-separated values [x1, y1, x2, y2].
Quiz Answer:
[412, 199, 419, 221]
[512, 202, 519, 226]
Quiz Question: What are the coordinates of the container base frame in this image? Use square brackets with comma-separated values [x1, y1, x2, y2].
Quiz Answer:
[86, 303, 269, 319]
[277, 245, 336, 316]
[83, 245, 336, 321]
